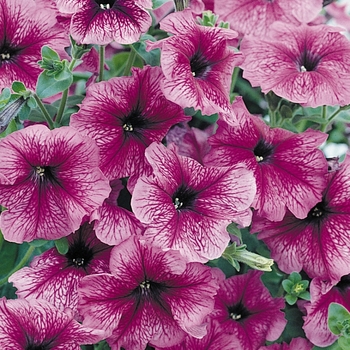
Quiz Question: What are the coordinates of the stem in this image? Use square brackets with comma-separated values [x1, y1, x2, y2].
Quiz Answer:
[320, 106, 344, 132]
[33, 94, 55, 130]
[230, 67, 240, 103]
[123, 47, 136, 76]
[98, 45, 105, 82]
[0, 231, 3, 252]
[0, 245, 36, 286]
[269, 109, 277, 128]
[55, 58, 77, 126]
[321, 105, 327, 121]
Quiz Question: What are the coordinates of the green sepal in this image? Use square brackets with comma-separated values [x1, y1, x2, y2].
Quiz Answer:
[285, 294, 298, 305]
[328, 303, 350, 335]
[41, 45, 60, 61]
[55, 237, 69, 255]
[29, 239, 48, 248]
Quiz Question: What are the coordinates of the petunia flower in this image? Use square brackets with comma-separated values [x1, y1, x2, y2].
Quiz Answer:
[147, 9, 243, 118]
[303, 276, 350, 347]
[0, 125, 110, 243]
[93, 179, 144, 245]
[78, 235, 222, 350]
[205, 97, 328, 221]
[70, 65, 189, 181]
[56, 0, 152, 45]
[0, 298, 104, 349]
[0, 0, 69, 90]
[259, 337, 313, 350]
[240, 22, 350, 107]
[211, 270, 286, 350]
[9, 221, 112, 318]
[131, 142, 256, 262]
[214, 0, 322, 36]
[251, 154, 350, 284]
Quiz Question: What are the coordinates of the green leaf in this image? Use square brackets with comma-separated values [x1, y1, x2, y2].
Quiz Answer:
[282, 279, 294, 293]
[41, 45, 60, 61]
[152, 0, 169, 9]
[36, 70, 73, 99]
[0, 88, 11, 109]
[285, 294, 298, 305]
[55, 237, 69, 255]
[132, 34, 160, 66]
[299, 291, 311, 300]
[11, 81, 27, 94]
[226, 222, 242, 241]
[0, 119, 18, 138]
[328, 303, 350, 335]
[0, 240, 19, 276]
[289, 272, 302, 283]
[29, 239, 48, 248]
[313, 341, 342, 350]
[339, 337, 350, 350]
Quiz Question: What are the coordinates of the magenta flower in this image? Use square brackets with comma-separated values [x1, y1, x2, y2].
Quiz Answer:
[240, 22, 350, 107]
[211, 270, 287, 350]
[205, 97, 328, 221]
[259, 337, 313, 350]
[78, 236, 221, 350]
[303, 277, 350, 347]
[147, 9, 243, 118]
[131, 142, 256, 262]
[70, 65, 189, 181]
[0, 0, 69, 90]
[93, 179, 144, 245]
[0, 125, 110, 243]
[251, 154, 350, 284]
[0, 298, 104, 349]
[214, 0, 322, 36]
[9, 221, 112, 317]
[56, 0, 152, 45]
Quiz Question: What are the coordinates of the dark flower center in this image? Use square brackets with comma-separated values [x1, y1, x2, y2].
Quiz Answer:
[172, 184, 198, 210]
[190, 51, 211, 78]
[297, 50, 321, 72]
[253, 139, 274, 163]
[228, 301, 251, 321]
[65, 229, 94, 269]
[33, 165, 60, 186]
[122, 109, 148, 136]
[26, 343, 50, 350]
[132, 279, 168, 305]
[0, 43, 19, 65]
[94, 0, 116, 9]
[306, 199, 328, 222]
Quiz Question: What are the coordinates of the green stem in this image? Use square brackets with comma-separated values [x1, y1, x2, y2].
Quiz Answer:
[269, 109, 277, 128]
[0, 231, 4, 252]
[230, 67, 240, 103]
[0, 245, 36, 286]
[321, 105, 327, 121]
[98, 45, 105, 82]
[55, 58, 77, 126]
[320, 106, 344, 132]
[123, 47, 136, 76]
[33, 94, 55, 130]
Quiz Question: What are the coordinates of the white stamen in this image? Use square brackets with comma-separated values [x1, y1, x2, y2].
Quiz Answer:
[100, 3, 111, 9]
[123, 123, 133, 132]
[230, 313, 242, 320]
[300, 65, 307, 72]
[174, 197, 183, 210]
[255, 155, 264, 162]
[36, 166, 45, 176]
[0, 53, 10, 60]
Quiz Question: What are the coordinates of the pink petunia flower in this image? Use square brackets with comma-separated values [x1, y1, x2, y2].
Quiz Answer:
[9, 221, 112, 318]
[303, 276, 350, 347]
[251, 154, 350, 284]
[214, 0, 322, 36]
[56, 0, 152, 45]
[0, 298, 104, 349]
[0, 0, 69, 90]
[70, 65, 189, 181]
[93, 179, 144, 245]
[131, 142, 256, 262]
[205, 97, 328, 221]
[147, 9, 243, 118]
[78, 236, 222, 350]
[240, 22, 350, 107]
[211, 270, 287, 350]
[0, 125, 110, 243]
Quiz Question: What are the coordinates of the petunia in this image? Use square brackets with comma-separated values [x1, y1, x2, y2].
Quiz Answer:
[303, 276, 350, 347]
[56, 0, 152, 45]
[0, 125, 110, 243]
[259, 337, 313, 350]
[251, 154, 350, 284]
[205, 97, 328, 221]
[78, 236, 221, 350]
[9, 221, 112, 318]
[211, 269, 286, 350]
[214, 0, 322, 36]
[147, 9, 243, 118]
[0, 0, 69, 90]
[70, 65, 189, 181]
[0, 298, 104, 349]
[131, 142, 256, 262]
[93, 179, 144, 245]
[240, 22, 350, 107]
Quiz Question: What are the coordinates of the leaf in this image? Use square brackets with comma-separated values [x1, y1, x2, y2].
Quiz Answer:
[339, 337, 350, 350]
[41, 45, 60, 61]
[0, 88, 11, 109]
[55, 237, 69, 255]
[0, 240, 19, 276]
[282, 279, 294, 293]
[328, 303, 350, 335]
[36, 70, 73, 99]
[132, 34, 160, 66]
[11, 81, 26, 94]
[226, 222, 242, 240]
[29, 239, 48, 248]
[285, 294, 298, 305]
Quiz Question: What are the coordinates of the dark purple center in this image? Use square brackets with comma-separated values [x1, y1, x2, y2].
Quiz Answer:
[306, 199, 328, 222]
[228, 301, 251, 321]
[33, 165, 60, 187]
[0, 42, 19, 65]
[297, 50, 321, 72]
[172, 184, 198, 210]
[94, 0, 116, 8]
[190, 51, 211, 78]
[25, 343, 50, 350]
[253, 139, 274, 163]
[65, 228, 94, 269]
[122, 109, 149, 137]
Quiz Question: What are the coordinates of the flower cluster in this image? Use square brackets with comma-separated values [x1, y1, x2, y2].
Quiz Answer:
[0, 0, 350, 349]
